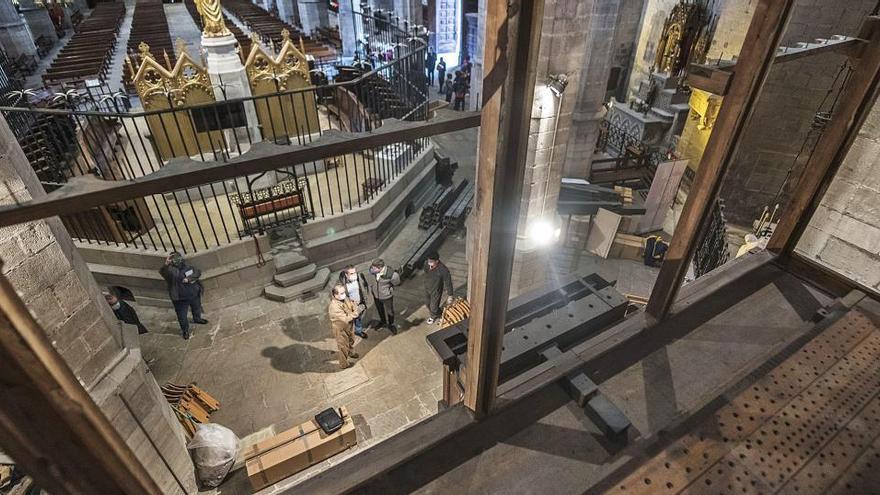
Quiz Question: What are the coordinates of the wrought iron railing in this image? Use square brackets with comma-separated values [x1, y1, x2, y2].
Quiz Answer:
[0, 28, 429, 254]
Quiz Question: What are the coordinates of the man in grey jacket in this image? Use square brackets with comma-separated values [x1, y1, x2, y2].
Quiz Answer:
[367, 259, 400, 335]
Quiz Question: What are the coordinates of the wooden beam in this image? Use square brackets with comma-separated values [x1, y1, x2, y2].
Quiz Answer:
[464, 0, 544, 418]
[0, 270, 162, 494]
[687, 36, 862, 96]
[0, 111, 481, 229]
[768, 17, 880, 255]
[646, 0, 797, 319]
[779, 252, 880, 301]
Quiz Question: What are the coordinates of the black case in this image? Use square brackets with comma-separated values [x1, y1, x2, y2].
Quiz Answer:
[314, 407, 344, 434]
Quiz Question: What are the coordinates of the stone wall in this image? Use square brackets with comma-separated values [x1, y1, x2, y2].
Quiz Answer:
[796, 98, 880, 291]
[0, 116, 197, 493]
[719, 0, 875, 225]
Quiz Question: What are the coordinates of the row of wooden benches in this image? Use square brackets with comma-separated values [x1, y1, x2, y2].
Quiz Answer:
[223, 0, 337, 60]
[42, 2, 126, 84]
[122, 0, 173, 91]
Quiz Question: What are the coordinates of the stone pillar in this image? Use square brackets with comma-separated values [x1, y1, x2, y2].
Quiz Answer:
[508, 0, 592, 296]
[338, 0, 357, 57]
[18, 0, 57, 46]
[277, 0, 297, 27]
[468, 0, 486, 110]
[0, 116, 197, 494]
[392, 0, 420, 26]
[0, 0, 36, 58]
[298, 0, 330, 35]
[564, 0, 622, 179]
[202, 33, 262, 143]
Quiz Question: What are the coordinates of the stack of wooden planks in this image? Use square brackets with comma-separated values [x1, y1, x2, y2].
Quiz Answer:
[441, 298, 470, 328]
[161, 382, 220, 438]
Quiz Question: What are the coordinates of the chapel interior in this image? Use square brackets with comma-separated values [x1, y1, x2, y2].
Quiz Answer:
[0, 0, 879, 493]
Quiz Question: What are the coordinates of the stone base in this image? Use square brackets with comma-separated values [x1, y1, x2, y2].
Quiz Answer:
[88, 333, 198, 494]
[77, 235, 276, 310]
[21, 8, 57, 44]
[301, 144, 436, 269]
[0, 21, 37, 57]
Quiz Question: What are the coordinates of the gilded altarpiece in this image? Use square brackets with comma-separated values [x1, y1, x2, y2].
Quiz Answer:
[244, 31, 320, 141]
[129, 41, 221, 160]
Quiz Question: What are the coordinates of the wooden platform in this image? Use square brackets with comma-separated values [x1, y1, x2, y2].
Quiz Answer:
[614, 303, 880, 494]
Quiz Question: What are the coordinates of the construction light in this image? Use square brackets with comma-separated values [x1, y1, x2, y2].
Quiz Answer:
[547, 74, 568, 97]
[527, 217, 561, 247]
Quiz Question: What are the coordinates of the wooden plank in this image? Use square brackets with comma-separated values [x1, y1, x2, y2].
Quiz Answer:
[464, 0, 545, 418]
[768, 17, 880, 256]
[0, 111, 481, 229]
[645, 0, 797, 319]
[637, 159, 689, 234]
[0, 272, 161, 494]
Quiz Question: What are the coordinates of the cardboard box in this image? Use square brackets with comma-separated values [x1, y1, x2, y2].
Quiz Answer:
[608, 233, 645, 261]
[246, 408, 357, 491]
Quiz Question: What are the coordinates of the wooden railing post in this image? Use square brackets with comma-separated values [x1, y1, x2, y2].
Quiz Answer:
[464, 0, 545, 418]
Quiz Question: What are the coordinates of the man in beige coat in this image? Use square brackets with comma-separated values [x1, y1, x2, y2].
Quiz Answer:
[328, 284, 363, 369]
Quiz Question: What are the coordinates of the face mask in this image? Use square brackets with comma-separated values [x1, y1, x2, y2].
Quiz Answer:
[111, 302, 121, 310]
[347, 273, 357, 282]
[335, 293, 346, 301]
[427, 261, 437, 269]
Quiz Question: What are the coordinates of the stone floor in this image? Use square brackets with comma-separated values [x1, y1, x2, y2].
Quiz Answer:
[134, 127, 661, 492]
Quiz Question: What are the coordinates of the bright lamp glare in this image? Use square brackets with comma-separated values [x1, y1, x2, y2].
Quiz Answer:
[528, 219, 559, 246]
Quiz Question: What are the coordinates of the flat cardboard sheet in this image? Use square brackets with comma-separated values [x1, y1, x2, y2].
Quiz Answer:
[586, 208, 623, 259]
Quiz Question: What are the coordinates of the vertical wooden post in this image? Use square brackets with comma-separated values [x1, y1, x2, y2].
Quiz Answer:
[0, 269, 162, 494]
[645, 0, 797, 319]
[464, 0, 545, 418]
[768, 17, 880, 256]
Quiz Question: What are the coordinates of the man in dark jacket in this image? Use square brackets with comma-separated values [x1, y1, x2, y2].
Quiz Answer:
[104, 292, 148, 334]
[437, 58, 447, 91]
[159, 251, 207, 339]
[366, 258, 401, 335]
[423, 251, 453, 325]
[425, 48, 437, 86]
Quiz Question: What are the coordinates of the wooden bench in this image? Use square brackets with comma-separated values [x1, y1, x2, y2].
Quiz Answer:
[43, 2, 124, 84]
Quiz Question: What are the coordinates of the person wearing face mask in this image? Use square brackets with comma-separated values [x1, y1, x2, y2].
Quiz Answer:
[159, 251, 207, 340]
[104, 292, 148, 334]
[338, 265, 369, 338]
[328, 283, 362, 369]
[366, 258, 401, 335]
[423, 251, 453, 325]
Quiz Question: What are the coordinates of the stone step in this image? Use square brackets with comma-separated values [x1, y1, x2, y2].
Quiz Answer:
[264, 267, 330, 302]
[273, 251, 309, 273]
[273, 263, 318, 287]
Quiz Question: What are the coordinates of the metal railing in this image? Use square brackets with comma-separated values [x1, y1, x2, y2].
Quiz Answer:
[0, 15, 429, 254]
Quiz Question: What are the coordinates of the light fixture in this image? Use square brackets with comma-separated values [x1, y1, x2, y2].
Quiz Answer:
[526, 216, 562, 247]
[547, 74, 568, 97]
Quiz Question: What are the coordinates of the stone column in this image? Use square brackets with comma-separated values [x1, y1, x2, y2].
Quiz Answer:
[298, 0, 330, 35]
[0, 116, 198, 494]
[277, 0, 297, 27]
[338, 0, 357, 57]
[392, 0, 420, 26]
[564, 0, 622, 179]
[0, 0, 36, 58]
[507, 0, 592, 296]
[202, 33, 262, 143]
[468, 0, 486, 110]
[18, 0, 57, 46]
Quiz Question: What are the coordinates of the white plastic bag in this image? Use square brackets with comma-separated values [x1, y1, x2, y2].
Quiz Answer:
[187, 423, 240, 488]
